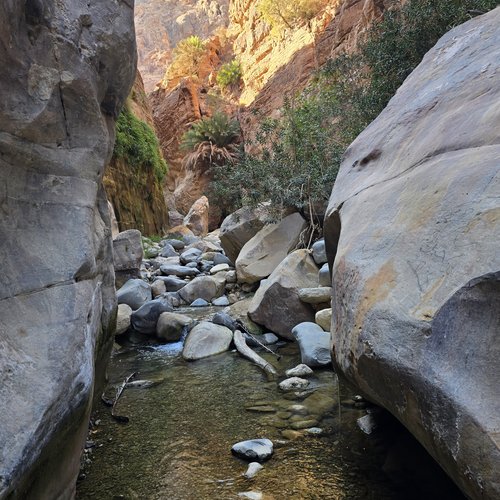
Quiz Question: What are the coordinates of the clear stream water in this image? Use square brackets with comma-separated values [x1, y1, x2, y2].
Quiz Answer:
[77, 308, 463, 500]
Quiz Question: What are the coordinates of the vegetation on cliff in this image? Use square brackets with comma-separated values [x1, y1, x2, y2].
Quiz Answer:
[181, 112, 241, 170]
[257, 0, 329, 31]
[114, 106, 168, 182]
[212, 0, 499, 219]
[165, 35, 207, 84]
[216, 60, 242, 90]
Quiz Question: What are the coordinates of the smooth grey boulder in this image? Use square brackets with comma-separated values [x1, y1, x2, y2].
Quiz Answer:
[113, 229, 143, 285]
[151, 279, 167, 298]
[117, 279, 152, 311]
[324, 11, 500, 499]
[159, 243, 178, 258]
[292, 322, 331, 368]
[311, 239, 327, 265]
[298, 287, 332, 304]
[116, 304, 133, 336]
[231, 439, 273, 462]
[131, 299, 173, 334]
[182, 322, 233, 360]
[158, 276, 188, 292]
[236, 213, 307, 284]
[0, 0, 136, 497]
[248, 250, 318, 339]
[212, 312, 238, 331]
[162, 238, 185, 251]
[178, 275, 226, 304]
[160, 264, 200, 278]
[318, 263, 330, 287]
[190, 298, 210, 307]
[180, 247, 202, 264]
[213, 253, 233, 266]
[210, 263, 230, 274]
[156, 312, 193, 342]
[219, 205, 269, 263]
[212, 296, 230, 307]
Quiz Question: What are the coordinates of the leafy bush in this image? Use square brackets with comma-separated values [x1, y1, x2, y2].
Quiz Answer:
[181, 112, 241, 170]
[216, 60, 242, 89]
[114, 107, 168, 182]
[212, 0, 499, 218]
[257, 0, 328, 31]
[165, 35, 206, 83]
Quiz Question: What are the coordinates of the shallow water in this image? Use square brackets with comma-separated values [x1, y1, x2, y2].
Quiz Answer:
[77, 320, 463, 500]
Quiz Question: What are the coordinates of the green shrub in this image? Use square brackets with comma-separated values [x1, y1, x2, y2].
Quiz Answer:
[114, 107, 168, 182]
[166, 35, 206, 83]
[257, 0, 328, 31]
[212, 0, 499, 218]
[216, 60, 242, 89]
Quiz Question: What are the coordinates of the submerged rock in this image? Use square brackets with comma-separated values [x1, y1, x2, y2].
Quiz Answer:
[244, 462, 264, 479]
[279, 377, 310, 391]
[324, 10, 500, 498]
[231, 439, 273, 462]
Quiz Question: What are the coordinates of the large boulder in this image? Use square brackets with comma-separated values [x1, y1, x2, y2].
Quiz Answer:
[182, 322, 233, 360]
[291, 322, 331, 368]
[117, 279, 152, 310]
[178, 275, 226, 304]
[130, 299, 173, 334]
[156, 312, 193, 342]
[248, 250, 318, 339]
[219, 205, 269, 263]
[184, 195, 209, 236]
[236, 213, 307, 284]
[324, 10, 500, 499]
[0, 0, 136, 497]
[112, 229, 143, 287]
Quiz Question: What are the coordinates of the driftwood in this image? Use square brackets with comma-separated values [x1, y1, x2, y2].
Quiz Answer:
[101, 372, 137, 423]
[234, 319, 281, 360]
[234, 330, 278, 378]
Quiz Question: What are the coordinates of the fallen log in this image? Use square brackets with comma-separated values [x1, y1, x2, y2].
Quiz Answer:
[233, 330, 278, 379]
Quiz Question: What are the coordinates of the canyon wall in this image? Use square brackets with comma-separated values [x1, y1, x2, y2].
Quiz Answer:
[135, 0, 230, 92]
[324, 8, 500, 499]
[104, 72, 169, 236]
[0, 1, 136, 498]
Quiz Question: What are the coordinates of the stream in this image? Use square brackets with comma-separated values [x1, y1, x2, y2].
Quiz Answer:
[77, 307, 464, 500]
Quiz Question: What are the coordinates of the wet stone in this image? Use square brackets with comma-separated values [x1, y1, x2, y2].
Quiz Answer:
[231, 439, 273, 462]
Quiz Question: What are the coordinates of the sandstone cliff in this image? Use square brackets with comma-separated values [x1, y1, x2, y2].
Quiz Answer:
[135, 0, 230, 92]
[324, 8, 500, 499]
[0, 1, 136, 498]
[104, 72, 169, 236]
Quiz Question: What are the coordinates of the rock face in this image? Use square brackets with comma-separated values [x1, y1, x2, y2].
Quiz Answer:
[324, 10, 500, 499]
[236, 213, 306, 284]
[248, 250, 319, 339]
[103, 71, 169, 236]
[0, 1, 136, 498]
[135, 0, 230, 92]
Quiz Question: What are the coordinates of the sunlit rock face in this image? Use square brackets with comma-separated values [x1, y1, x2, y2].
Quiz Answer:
[324, 8, 500, 499]
[0, 1, 136, 498]
[135, 0, 230, 92]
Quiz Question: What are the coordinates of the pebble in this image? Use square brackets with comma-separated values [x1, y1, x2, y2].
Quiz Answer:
[244, 462, 263, 479]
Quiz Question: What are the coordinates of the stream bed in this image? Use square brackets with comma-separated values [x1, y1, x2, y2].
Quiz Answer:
[77, 309, 463, 500]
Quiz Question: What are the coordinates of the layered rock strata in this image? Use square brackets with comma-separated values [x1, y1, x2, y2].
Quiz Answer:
[0, 1, 136, 497]
[324, 9, 500, 499]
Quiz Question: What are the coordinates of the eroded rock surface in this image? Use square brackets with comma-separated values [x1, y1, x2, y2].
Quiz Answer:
[0, 1, 136, 497]
[324, 10, 500, 499]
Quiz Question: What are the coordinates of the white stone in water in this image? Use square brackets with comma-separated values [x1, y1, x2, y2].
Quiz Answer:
[231, 439, 273, 462]
[238, 492, 263, 500]
[244, 462, 263, 479]
[286, 364, 314, 378]
[305, 427, 323, 435]
[357, 414, 377, 435]
[279, 377, 309, 391]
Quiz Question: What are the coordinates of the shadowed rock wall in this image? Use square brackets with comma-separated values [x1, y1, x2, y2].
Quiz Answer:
[324, 8, 500, 499]
[0, 1, 136, 498]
